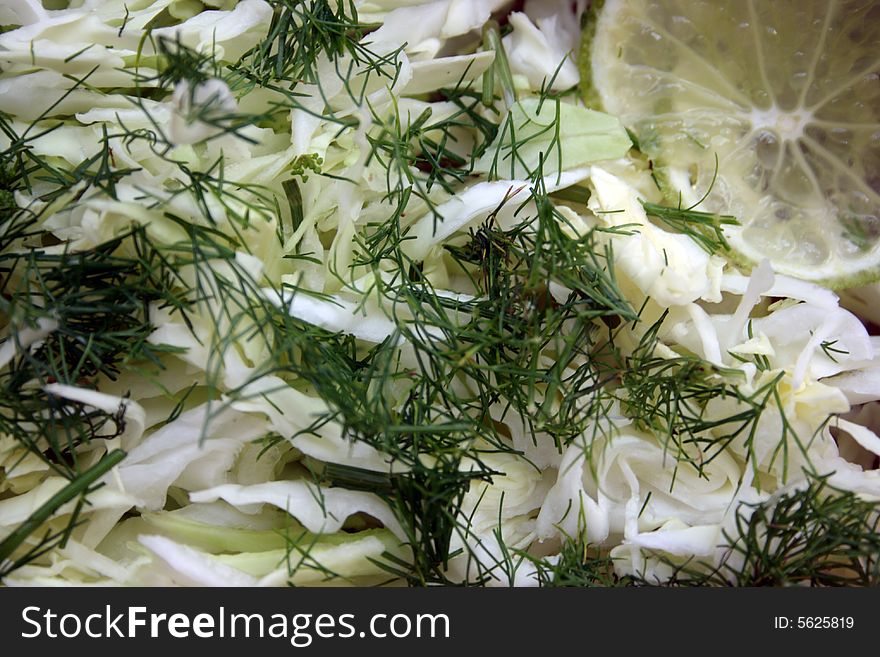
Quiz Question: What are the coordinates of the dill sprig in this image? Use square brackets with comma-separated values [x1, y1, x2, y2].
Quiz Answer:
[586, 307, 823, 492]
[335, 170, 641, 580]
[640, 154, 739, 254]
[243, 0, 374, 87]
[527, 542, 632, 587]
[641, 200, 739, 254]
[0, 449, 127, 578]
[0, 238, 180, 477]
[655, 475, 880, 587]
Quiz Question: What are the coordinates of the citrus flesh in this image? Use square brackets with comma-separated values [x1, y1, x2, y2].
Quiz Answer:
[583, 0, 880, 287]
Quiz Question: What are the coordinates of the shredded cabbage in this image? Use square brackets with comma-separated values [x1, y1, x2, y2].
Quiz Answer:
[1, 0, 878, 588]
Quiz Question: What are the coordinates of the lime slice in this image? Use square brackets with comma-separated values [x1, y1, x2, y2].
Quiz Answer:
[582, 0, 880, 287]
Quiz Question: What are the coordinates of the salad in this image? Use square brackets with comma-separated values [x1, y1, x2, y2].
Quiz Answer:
[0, 0, 878, 587]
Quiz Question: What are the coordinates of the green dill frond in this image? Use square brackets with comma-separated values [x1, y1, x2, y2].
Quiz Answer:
[242, 0, 373, 87]
[0, 449, 127, 578]
[659, 475, 880, 587]
[520, 522, 633, 587]
[641, 200, 739, 254]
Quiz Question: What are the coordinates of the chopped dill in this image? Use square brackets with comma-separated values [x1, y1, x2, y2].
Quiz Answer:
[653, 475, 880, 587]
[0, 0, 876, 589]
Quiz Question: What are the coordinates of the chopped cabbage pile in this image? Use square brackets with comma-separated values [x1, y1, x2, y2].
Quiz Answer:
[1, 0, 878, 587]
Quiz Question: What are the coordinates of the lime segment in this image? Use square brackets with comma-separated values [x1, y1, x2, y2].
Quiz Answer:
[583, 0, 880, 287]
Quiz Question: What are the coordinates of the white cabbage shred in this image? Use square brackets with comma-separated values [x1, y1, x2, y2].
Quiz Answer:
[1, 0, 879, 588]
